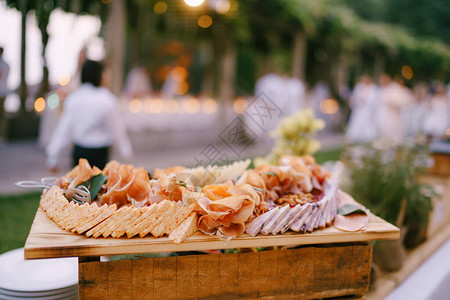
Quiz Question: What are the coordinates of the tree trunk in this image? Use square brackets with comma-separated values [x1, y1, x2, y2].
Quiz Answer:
[374, 52, 385, 84]
[106, 0, 126, 96]
[218, 40, 236, 127]
[292, 31, 307, 81]
[18, 1, 28, 114]
[37, 8, 51, 99]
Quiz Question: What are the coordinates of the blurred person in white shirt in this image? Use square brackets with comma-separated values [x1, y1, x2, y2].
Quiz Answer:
[346, 74, 379, 143]
[46, 60, 133, 171]
[423, 82, 449, 138]
[0, 47, 10, 143]
[377, 75, 412, 144]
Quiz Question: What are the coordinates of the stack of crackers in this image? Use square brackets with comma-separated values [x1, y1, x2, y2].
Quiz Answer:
[40, 186, 198, 243]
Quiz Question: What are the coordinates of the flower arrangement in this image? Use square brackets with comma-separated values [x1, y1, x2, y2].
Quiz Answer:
[255, 109, 325, 166]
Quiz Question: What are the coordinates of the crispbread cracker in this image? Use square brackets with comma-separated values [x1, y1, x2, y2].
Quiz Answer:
[68, 203, 99, 231]
[87, 206, 131, 238]
[111, 207, 146, 238]
[52, 201, 73, 223]
[127, 200, 171, 238]
[125, 203, 158, 238]
[137, 201, 175, 238]
[102, 207, 138, 238]
[164, 204, 194, 235]
[145, 202, 178, 238]
[56, 202, 78, 227]
[152, 203, 194, 238]
[60, 203, 88, 230]
[72, 203, 107, 233]
[95, 206, 132, 238]
[168, 212, 198, 243]
[77, 204, 117, 234]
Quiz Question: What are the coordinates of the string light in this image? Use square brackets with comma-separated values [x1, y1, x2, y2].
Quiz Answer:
[402, 65, 413, 80]
[47, 94, 60, 110]
[320, 99, 339, 115]
[233, 98, 247, 114]
[184, 0, 204, 7]
[203, 99, 217, 114]
[198, 15, 213, 28]
[34, 97, 45, 113]
[154, 1, 168, 14]
[128, 99, 142, 114]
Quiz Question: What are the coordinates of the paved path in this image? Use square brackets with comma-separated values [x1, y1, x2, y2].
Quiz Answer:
[0, 132, 344, 195]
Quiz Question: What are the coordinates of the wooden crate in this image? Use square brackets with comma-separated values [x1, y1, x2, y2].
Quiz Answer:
[428, 153, 450, 176]
[79, 243, 372, 300]
[420, 174, 450, 238]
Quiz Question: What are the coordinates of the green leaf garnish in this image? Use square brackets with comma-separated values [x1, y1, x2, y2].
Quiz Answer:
[267, 171, 278, 177]
[337, 204, 368, 216]
[80, 174, 107, 200]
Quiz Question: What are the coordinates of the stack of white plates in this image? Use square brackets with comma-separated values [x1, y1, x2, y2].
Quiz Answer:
[0, 248, 78, 299]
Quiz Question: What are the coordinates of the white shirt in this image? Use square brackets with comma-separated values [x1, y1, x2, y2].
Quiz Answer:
[0, 57, 9, 97]
[46, 83, 133, 167]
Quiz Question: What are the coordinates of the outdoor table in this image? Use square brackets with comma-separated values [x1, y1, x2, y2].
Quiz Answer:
[24, 205, 399, 299]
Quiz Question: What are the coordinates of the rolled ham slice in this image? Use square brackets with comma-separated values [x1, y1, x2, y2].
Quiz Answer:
[260, 205, 290, 235]
[313, 200, 327, 230]
[318, 198, 329, 229]
[245, 207, 279, 236]
[281, 203, 310, 234]
[291, 203, 313, 232]
[271, 204, 302, 235]
[305, 203, 322, 233]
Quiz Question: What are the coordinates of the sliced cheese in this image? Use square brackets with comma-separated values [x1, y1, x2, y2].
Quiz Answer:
[168, 212, 198, 243]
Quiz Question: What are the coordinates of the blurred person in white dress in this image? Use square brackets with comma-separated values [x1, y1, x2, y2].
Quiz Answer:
[46, 60, 133, 171]
[404, 82, 429, 137]
[346, 75, 379, 143]
[377, 75, 412, 144]
[254, 73, 304, 119]
[423, 82, 449, 138]
[123, 66, 152, 100]
[0, 47, 10, 143]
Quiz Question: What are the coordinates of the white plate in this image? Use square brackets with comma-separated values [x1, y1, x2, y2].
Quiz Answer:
[0, 284, 77, 296]
[0, 289, 77, 300]
[0, 248, 78, 292]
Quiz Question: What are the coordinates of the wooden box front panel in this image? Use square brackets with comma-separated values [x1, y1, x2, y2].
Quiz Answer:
[79, 243, 372, 299]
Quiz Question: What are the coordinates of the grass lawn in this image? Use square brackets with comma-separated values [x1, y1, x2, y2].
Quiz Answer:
[0, 148, 343, 255]
[0, 192, 41, 254]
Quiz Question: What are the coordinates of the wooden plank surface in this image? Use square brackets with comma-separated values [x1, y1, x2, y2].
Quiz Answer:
[78, 245, 372, 299]
[24, 206, 399, 259]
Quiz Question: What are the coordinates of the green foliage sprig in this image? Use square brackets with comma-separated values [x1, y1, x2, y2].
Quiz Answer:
[343, 141, 434, 227]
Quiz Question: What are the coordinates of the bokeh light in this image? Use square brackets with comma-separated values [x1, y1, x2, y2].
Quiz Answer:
[215, 0, 231, 14]
[57, 73, 71, 86]
[184, 0, 204, 7]
[186, 98, 200, 114]
[128, 99, 142, 114]
[402, 65, 413, 80]
[164, 99, 179, 114]
[154, 1, 168, 14]
[171, 66, 188, 81]
[202, 99, 218, 114]
[320, 99, 339, 115]
[47, 93, 60, 110]
[34, 97, 45, 113]
[147, 99, 164, 114]
[233, 98, 247, 114]
[175, 81, 189, 95]
[198, 15, 213, 28]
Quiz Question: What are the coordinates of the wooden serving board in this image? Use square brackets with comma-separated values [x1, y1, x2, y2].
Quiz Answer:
[24, 206, 399, 259]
